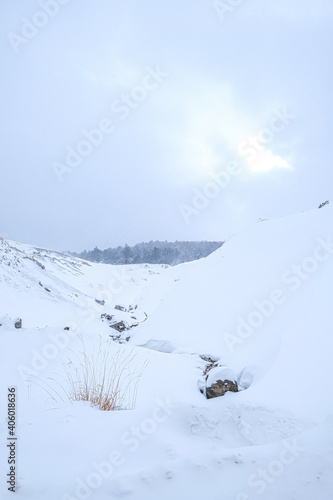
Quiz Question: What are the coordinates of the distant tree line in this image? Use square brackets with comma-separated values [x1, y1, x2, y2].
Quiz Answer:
[71, 240, 224, 266]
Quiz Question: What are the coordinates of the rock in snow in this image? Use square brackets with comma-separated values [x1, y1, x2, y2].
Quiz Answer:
[14, 318, 22, 329]
[206, 379, 238, 399]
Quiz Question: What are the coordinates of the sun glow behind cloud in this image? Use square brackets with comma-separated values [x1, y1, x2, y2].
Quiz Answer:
[159, 74, 295, 187]
[239, 135, 291, 173]
[167, 82, 253, 181]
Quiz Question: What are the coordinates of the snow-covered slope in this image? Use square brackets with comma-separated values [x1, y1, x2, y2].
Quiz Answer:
[131, 205, 333, 419]
[0, 237, 171, 329]
[1, 206, 333, 500]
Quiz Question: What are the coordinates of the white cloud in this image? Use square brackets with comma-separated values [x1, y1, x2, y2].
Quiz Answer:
[163, 80, 253, 181]
[246, 147, 291, 172]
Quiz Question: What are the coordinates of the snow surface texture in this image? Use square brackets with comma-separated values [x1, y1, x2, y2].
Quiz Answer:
[1, 206, 333, 499]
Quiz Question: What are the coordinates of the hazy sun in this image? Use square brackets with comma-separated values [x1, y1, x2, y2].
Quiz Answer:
[249, 149, 290, 172]
[239, 135, 291, 173]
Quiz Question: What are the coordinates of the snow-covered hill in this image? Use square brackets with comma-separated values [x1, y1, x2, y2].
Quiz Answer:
[1, 205, 333, 500]
[0, 237, 171, 330]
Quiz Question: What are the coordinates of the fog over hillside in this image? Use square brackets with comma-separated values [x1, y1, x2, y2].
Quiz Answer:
[72, 240, 223, 266]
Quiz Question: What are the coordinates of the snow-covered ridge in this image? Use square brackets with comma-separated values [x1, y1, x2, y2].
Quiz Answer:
[0, 238, 89, 300]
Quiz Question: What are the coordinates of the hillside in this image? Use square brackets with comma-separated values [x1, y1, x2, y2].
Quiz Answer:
[1, 205, 333, 500]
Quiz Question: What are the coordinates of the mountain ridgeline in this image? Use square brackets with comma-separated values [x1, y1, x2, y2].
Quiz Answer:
[72, 241, 224, 266]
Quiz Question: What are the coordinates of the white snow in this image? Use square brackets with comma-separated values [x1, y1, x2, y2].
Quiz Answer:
[1, 205, 333, 499]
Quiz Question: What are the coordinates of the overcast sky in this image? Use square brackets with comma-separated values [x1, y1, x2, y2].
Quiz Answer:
[1, 0, 333, 251]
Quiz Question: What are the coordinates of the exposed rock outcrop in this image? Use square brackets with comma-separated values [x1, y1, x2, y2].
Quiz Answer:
[206, 379, 238, 399]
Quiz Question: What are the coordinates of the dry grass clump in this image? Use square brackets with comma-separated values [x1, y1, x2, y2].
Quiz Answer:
[62, 336, 147, 411]
[29, 335, 148, 411]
